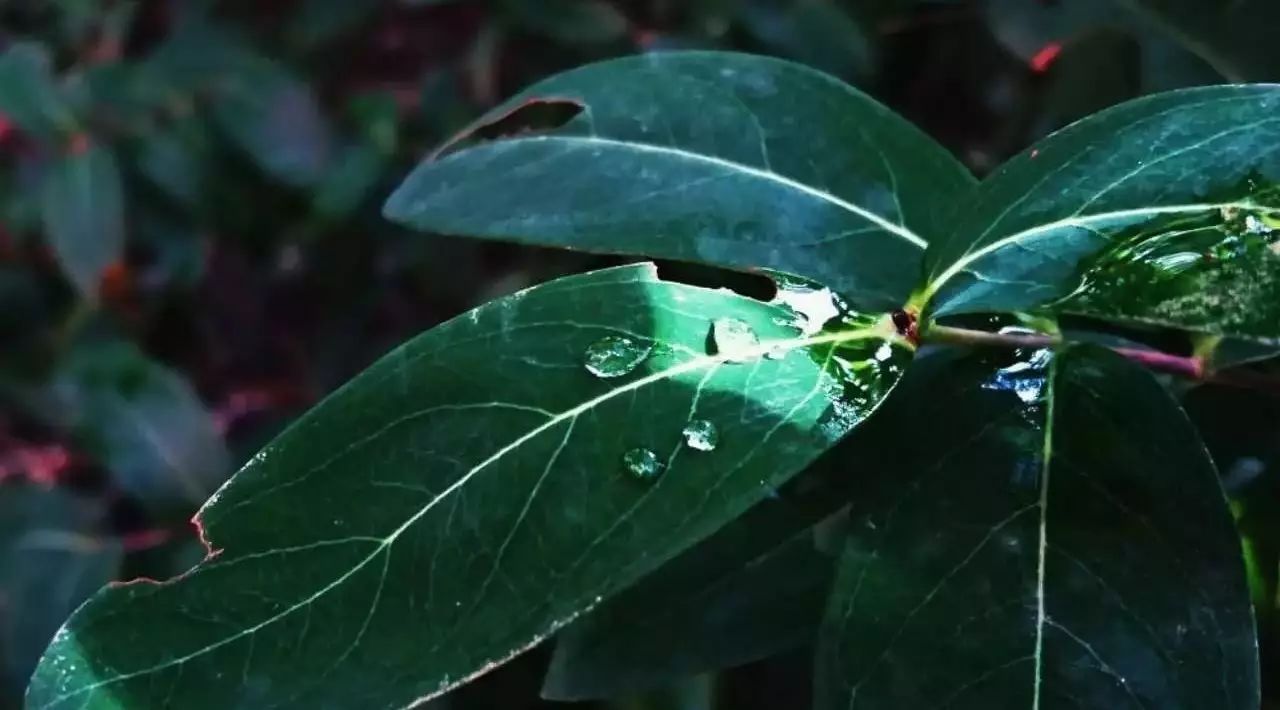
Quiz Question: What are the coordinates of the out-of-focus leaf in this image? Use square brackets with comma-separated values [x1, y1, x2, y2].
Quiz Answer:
[1125, 0, 1280, 82]
[40, 143, 125, 302]
[311, 143, 387, 221]
[737, 0, 874, 80]
[145, 23, 332, 187]
[1033, 30, 1141, 136]
[134, 117, 212, 209]
[816, 345, 1258, 709]
[983, 0, 1220, 91]
[507, 0, 629, 44]
[0, 484, 120, 693]
[27, 264, 911, 709]
[287, 0, 381, 50]
[52, 342, 230, 515]
[213, 59, 332, 188]
[0, 42, 75, 141]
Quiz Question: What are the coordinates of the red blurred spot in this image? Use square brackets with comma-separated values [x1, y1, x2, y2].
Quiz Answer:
[0, 113, 13, 142]
[98, 259, 134, 304]
[632, 29, 658, 48]
[120, 528, 172, 552]
[1030, 42, 1063, 74]
[67, 131, 92, 156]
[0, 445, 73, 486]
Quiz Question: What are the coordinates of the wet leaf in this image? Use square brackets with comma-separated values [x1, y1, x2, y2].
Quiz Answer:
[542, 497, 835, 700]
[918, 85, 1280, 344]
[816, 346, 1258, 709]
[385, 52, 975, 311]
[27, 264, 911, 709]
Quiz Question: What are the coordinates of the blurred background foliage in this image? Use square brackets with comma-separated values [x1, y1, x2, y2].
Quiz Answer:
[0, 1, 1276, 708]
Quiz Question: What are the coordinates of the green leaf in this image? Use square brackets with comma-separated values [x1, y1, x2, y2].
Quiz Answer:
[816, 345, 1258, 709]
[736, 0, 875, 80]
[0, 42, 75, 141]
[917, 85, 1280, 343]
[40, 143, 125, 302]
[1125, 0, 1280, 82]
[384, 51, 975, 311]
[28, 263, 911, 709]
[542, 496, 836, 700]
[1, 484, 120, 693]
[146, 23, 332, 187]
[507, 0, 630, 44]
[54, 342, 231, 515]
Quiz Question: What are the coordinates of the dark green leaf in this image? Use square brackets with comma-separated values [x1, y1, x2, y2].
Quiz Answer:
[54, 342, 230, 514]
[816, 345, 1258, 709]
[542, 497, 835, 700]
[917, 86, 1280, 344]
[0, 42, 75, 141]
[0, 484, 120, 693]
[507, 0, 630, 45]
[736, 0, 875, 80]
[145, 23, 332, 187]
[384, 52, 975, 311]
[1125, 0, 1280, 82]
[27, 264, 911, 709]
[40, 143, 125, 301]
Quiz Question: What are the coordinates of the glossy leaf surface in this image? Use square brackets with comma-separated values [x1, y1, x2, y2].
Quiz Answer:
[919, 85, 1280, 344]
[29, 264, 910, 710]
[817, 346, 1258, 709]
[385, 51, 975, 310]
[542, 495, 835, 700]
[40, 144, 125, 301]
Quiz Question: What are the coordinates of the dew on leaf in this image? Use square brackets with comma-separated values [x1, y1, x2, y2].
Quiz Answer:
[681, 419, 719, 451]
[770, 273, 842, 335]
[709, 317, 759, 362]
[583, 335, 653, 378]
[622, 448, 664, 480]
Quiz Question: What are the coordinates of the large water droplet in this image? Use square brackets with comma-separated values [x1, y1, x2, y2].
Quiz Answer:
[584, 335, 653, 378]
[710, 318, 759, 362]
[681, 419, 719, 451]
[770, 274, 841, 335]
[623, 448, 663, 480]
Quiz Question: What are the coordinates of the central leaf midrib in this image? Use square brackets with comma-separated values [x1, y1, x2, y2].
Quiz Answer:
[505, 134, 928, 249]
[921, 199, 1263, 306]
[42, 326, 892, 708]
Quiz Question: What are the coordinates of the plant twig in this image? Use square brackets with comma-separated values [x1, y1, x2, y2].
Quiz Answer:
[922, 324, 1280, 393]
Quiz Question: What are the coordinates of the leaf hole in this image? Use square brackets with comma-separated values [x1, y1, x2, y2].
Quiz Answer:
[654, 261, 777, 303]
[431, 97, 584, 160]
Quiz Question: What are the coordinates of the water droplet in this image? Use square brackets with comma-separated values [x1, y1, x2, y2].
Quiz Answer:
[770, 274, 841, 335]
[710, 318, 759, 361]
[681, 419, 718, 451]
[584, 335, 653, 378]
[623, 448, 663, 480]
[764, 344, 790, 360]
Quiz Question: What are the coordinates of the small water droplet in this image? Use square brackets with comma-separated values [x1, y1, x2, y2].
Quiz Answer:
[681, 419, 719, 451]
[710, 317, 759, 361]
[764, 344, 790, 360]
[584, 335, 653, 378]
[623, 448, 663, 480]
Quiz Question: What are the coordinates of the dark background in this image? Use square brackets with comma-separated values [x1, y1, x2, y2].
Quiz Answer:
[1, 1, 1277, 708]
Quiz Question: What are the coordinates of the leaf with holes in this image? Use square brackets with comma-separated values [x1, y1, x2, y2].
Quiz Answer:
[916, 85, 1280, 345]
[384, 51, 975, 311]
[27, 264, 911, 709]
[816, 345, 1257, 709]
